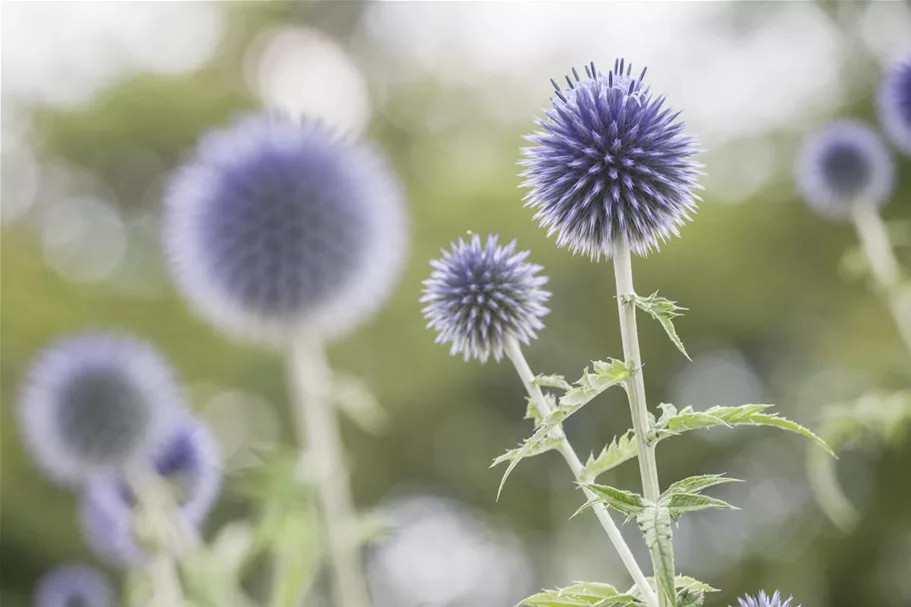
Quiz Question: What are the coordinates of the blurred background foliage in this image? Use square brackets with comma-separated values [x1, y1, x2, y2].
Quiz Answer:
[2, 2, 911, 606]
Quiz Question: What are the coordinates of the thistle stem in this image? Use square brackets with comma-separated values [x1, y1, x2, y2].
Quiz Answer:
[612, 240, 670, 606]
[851, 206, 911, 357]
[286, 333, 370, 607]
[504, 337, 659, 607]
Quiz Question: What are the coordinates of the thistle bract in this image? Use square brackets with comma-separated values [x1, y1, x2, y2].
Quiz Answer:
[164, 113, 407, 344]
[879, 55, 911, 154]
[17, 333, 180, 485]
[796, 120, 895, 219]
[521, 59, 701, 259]
[35, 564, 115, 607]
[732, 590, 798, 607]
[81, 416, 221, 565]
[421, 234, 550, 363]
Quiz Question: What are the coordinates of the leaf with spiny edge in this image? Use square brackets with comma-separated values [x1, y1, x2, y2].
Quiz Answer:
[661, 474, 742, 498]
[655, 404, 834, 456]
[627, 576, 717, 607]
[663, 493, 737, 520]
[518, 581, 643, 607]
[492, 436, 563, 467]
[637, 504, 676, 605]
[575, 484, 646, 519]
[581, 431, 639, 482]
[496, 360, 632, 499]
[623, 291, 690, 360]
[533, 374, 574, 392]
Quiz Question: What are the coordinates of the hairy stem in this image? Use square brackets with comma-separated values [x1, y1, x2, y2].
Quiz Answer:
[286, 334, 370, 607]
[504, 336, 659, 607]
[852, 206, 911, 356]
[612, 240, 670, 606]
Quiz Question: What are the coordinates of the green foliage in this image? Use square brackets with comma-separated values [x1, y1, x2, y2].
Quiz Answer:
[622, 292, 690, 360]
[627, 576, 718, 607]
[573, 484, 647, 519]
[637, 504, 676, 605]
[659, 474, 740, 521]
[494, 360, 632, 499]
[653, 403, 834, 455]
[581, 431, 639, 482]
[518, 581, 642, 607]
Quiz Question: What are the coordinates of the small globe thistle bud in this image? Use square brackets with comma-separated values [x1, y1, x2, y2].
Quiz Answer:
[81, 416, 221, 565]
[421, 234, 550, 363]
[521, 59, 702, 259]
[17, 333, 180, 485]
[796, 120, 895, 219]
[35, 564, 115, 607]
[732, 590, 799, 607]
[164, 113, 407, 344]
[879, 55, 911, 154]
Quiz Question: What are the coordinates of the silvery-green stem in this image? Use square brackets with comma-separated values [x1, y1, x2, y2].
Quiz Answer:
[612, 240, 669, 606]
[286, 333, 370, 607]
[504, 337, 660, 607]
[852, 206, 911, 357]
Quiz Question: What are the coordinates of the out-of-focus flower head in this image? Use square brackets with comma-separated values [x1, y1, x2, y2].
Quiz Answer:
[17, 332, 180, 485]
[34, 564, 115, 607]
[421, 234, 550, 363]
[521, 59, 702, 259]
[164, 113, 408, 344]
[879, 54, 911, 154]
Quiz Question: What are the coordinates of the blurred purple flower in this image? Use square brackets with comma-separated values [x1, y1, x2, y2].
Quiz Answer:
[421, 234, 550, 363]
[81, 416, 221, 565]
[520, 59, 702, 259]
[796, 120, 895, 219]
[164, 113, 407, 344]
[732, 590, 798, 607]
[34, 564, 115, 607]
[17, 332, 180, 485]
[879, 54, 911, 154]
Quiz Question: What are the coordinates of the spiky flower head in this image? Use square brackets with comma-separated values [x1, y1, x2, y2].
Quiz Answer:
[796, 120, 895, 220]
[81, 416, 222, 565]
[164, 113, 407, 345]
[732, 591, 799, 607]
[521, 59, 701, 259]
[35, 564, 115, 607]
[421, 234, 550, 363]
[17, 332, 180, 485]
[879, 54, 911, 154]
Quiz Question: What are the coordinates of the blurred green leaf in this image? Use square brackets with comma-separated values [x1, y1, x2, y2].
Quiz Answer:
[622, 292, 690, 360]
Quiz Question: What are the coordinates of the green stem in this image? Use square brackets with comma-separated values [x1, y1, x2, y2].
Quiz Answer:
[852, 207, 911, 357]
[286, 333, 370, 607]
[504, 337, 660, 607]
[612, 240, 670, 606]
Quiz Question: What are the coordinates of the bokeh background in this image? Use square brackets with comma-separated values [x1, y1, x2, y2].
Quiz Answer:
[2, 2, 911, 606]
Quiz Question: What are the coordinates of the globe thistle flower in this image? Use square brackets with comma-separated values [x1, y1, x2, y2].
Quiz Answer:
[796, 120, 895, 219]
[520, 59, 702, 259]
[17, 332, 180, 485]
[731, 590, 799, 607]
[34, 564, 115, 607]
[164, 113, 407, 344]
[879, 54, 911, 154]
[421, 234, 550, 363]
[81, 416, 222, 565]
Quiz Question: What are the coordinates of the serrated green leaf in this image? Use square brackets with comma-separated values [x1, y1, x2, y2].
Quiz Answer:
[580, 484, 647, 518]
[533, 374, 574, 391]
[656, 404, 834, 456]
[637, 504, 676, 605]
[627, 576, 718, 599]
[492, 436, 563, 467]
[497, 360, 631, 499]
[662, 474, 742, 498]
[518, 581, 642, 607]
[581, 431, 639, 482]
[664, 493, 737, 520]
[624, 292, 690, 360]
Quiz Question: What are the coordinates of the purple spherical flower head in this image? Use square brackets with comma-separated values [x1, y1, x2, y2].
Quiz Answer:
[17, 332, 180, 486]
[421, 234, 550, 363]
[34, 564, 115, 607]
[81, 416, 221, 565]
[164, 113, 407, 345]
[521, 59, 702, 260]
[731, 590, 798, 607]
[796, 120, 895, 220]
[879, 54, 911, 154]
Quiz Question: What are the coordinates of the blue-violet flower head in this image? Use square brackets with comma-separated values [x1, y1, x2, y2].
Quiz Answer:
[520, 59, 702, 259]
[164, 113, 408, 344]
[81, 415, 222, 565]
[732, 591, 798, 607]
[796, 120, 895, 219]
[17, 332, 180, 486]
[421, 234, 550, 363]
[35, 564, 115, 607]
[879, 54, 911, 154]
